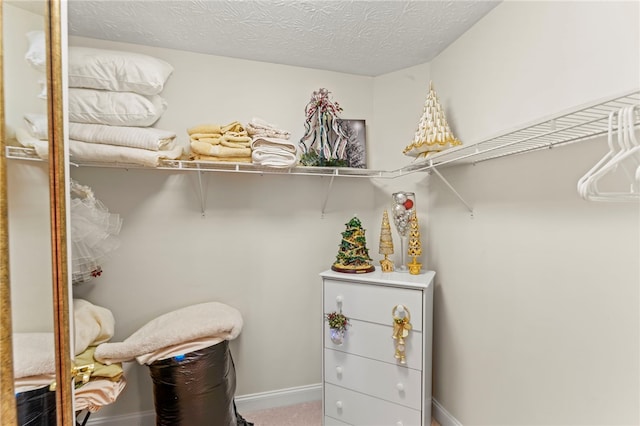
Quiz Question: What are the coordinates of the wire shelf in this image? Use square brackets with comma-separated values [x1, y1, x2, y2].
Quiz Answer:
[407, 89, 640, 169]
[6, 89, 639, 179]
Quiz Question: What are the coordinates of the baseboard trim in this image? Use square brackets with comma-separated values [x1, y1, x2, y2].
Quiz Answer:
[86, 385, 460, 426]
[235, 383, 322, 413]
[432, 398, 463, 426]
[85, 384, 322, 426]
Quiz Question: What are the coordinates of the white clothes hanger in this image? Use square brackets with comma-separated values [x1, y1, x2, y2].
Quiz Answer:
[577, 110, 617, 199]
[583, 105, 640, 201]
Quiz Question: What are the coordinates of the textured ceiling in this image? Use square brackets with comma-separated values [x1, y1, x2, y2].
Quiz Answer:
[67, 1, 500, 76]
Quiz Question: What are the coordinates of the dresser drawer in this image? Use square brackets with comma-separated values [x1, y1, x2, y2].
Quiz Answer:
[324, 279, 423, 331]
[324, 349, 422, 410]
[324, 383, 421, 426]
[325, 319, 422, 369]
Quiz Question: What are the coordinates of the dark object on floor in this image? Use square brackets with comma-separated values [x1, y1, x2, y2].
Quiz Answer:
[148, 340, 250, 426]
[16, 385, 56, 426]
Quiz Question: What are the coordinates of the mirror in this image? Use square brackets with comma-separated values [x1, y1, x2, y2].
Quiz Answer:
[1, 0, 73, 424]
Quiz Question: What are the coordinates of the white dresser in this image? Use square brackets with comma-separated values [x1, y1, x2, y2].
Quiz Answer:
[320, 269, 435, 426]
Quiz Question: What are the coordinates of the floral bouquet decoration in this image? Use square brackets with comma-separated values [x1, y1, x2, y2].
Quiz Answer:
[325, 311, 350, 345]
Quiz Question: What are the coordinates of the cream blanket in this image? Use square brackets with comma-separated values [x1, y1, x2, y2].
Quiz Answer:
[70, 140, 183, 167]
[94, 302, 243, 365]
[74, 299, 115, 356]
[12, 333, 56, 378]
[192, 154, 252, 163]
[69, 123, 176, 151]
[191, 140, 251, 157]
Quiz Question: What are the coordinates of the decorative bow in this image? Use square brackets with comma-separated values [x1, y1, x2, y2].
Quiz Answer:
[392, 305, 412, 364]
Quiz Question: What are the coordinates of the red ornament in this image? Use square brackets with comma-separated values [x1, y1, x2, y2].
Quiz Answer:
[403, 199, 414, 209]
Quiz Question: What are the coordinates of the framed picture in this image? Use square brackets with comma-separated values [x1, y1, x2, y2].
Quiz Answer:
[337, 119, 367, 168]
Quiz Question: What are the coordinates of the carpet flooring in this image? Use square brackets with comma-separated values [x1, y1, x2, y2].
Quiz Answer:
[242, 400, 441, 426]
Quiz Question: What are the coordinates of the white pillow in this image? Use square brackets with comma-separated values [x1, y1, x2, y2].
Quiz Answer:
[25, 31, 46, 72]
[68, 88, 168, 127]
[68, 46, 174, 96]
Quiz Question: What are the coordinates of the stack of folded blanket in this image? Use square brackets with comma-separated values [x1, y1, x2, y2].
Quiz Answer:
[65, 46, 181, 167]
[72, 299, 127, 413]
[13, 299, 126, 413]
[188, 121, 253, 163]
[246, 117, 298, 168]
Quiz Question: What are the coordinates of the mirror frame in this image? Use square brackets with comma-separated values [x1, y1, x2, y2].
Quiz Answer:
[0, 0, 72, 424]
[0, 0, 18, 424]
[45, 0, 73, 423]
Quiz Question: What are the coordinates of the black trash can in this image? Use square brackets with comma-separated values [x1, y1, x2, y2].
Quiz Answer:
[16, 384, 56, 426]
[148, 340, 251, 426]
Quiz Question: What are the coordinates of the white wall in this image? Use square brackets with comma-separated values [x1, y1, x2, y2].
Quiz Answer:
[4, 3, 54, 332]
[425, 2, 639, 425]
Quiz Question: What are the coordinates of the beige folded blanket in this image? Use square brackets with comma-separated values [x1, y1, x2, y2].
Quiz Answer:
[74, 299, 115, 356]
[69, 123, 176, 151]
[187, 124, 222, 135]
[70, 140, 183, 167]
[191, 140, 251, 157]
[221, 140, 251, 149]
[94, 302, 243, 365]
[192, 154, 252, 163]
[190, 134, 222, 145]
[188, 121, 246, 136]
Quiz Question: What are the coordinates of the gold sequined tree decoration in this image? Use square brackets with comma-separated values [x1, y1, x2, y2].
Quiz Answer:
[378, 210, 394, 272]
[407, 211, 422, 275]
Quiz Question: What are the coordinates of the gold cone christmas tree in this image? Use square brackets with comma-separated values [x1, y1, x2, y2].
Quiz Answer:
[407, 211, 422, 275]
[403, 81, 462, 158]
[378, 210, 394, 272]
[332, 216, 375, 274]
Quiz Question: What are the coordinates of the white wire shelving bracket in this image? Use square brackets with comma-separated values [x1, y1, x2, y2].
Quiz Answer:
[6, 88, 639, 214]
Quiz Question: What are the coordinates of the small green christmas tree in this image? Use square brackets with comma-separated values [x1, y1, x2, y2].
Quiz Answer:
[331, 216, 375, 273]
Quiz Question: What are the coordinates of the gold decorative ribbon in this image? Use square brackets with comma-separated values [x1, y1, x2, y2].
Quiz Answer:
[392, 305, 412, 364]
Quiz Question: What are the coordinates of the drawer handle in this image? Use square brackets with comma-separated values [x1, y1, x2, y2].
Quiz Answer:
[336, 366, 343, 376]
[336, 400, 343, 409]
[396, 382, 404, 392]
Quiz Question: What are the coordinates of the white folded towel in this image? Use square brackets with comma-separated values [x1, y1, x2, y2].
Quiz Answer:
[74, 298, 116, 356]
[251, 136, 298, 154]
[24, 113, 48, 139]
[70, 140, 183, 167]
[69, 123, 176, 151]
[252, 148, 298, 168]
[94, 302, 243, 365]
[12, 333, 56, 378]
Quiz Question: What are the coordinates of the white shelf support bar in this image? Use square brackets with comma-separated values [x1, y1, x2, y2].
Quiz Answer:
[321, 173, 337, 217]
[430, 166, 474, 215]
[197, 170, 206, 216]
